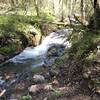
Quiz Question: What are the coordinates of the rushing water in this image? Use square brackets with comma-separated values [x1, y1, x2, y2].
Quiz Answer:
[0, 29, 73, 73]
[0, 28, 73, 90]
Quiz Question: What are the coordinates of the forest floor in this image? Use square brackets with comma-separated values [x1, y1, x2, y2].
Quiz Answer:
[28, 60, 100, 100]
[28, 67, 100, 100]
[0, 59, 99, 100]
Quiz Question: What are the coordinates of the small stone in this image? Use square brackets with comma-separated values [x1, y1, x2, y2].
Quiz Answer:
[29, 84, 43, 93]
[33, 74, 45, 83]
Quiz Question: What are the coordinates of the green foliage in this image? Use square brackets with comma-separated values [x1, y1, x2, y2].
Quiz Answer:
[54, 50, 69, 67]
[48, 91, 63, 100]
[0, 44, 17, 55]
[0, 13, 56, 56]
[0, 14, 55, 34]
[69, 28, 100, 59]
[20, 94, 32, 100]
[0, 15, 33, 32]
[88, 3, 100, 29]
[40, 8, 56, 21]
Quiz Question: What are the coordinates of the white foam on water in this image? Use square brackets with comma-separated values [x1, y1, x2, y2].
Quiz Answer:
[10, 29, 73, 65]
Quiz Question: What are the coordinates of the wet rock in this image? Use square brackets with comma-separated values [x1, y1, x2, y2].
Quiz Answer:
[47, 44, 65, 58]
[44, 58, 56, 67]
[33, 74, 45, 83]
[44, 45, 65, 66]
[47, 46, 58, 57]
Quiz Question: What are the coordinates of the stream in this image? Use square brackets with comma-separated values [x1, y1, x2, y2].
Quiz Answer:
[0, 29, 73, 95]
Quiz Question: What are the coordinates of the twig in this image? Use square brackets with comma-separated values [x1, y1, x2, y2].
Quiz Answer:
[0, 89, 6, 97]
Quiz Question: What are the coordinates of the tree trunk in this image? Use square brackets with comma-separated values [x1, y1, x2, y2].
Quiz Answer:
[81, 0, 83, 23]
[34, 0, 39, 17]
[61, 0, 64, 21]
[93, 0, 98, 30]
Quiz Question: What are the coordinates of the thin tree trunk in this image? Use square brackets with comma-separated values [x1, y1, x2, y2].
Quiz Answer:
[61, 0, 64, 21]
[93, 0, 98, 29]
[34, 0, 39, 17]
[81, 0, 84, 23]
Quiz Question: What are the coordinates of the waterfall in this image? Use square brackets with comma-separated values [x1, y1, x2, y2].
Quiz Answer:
[9, 28, 73, 67]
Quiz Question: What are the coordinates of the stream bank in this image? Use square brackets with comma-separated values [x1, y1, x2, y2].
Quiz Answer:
[0, 27, 100, 100]
[0, 14, 100, 99]
[0, 14, 59, 64]
[0, 28, 72, 99]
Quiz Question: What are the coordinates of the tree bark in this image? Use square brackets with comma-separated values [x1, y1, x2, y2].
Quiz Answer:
[93, 0, 98, 29]
[81, 0, 83, 22]
[34, 0, 39, 17]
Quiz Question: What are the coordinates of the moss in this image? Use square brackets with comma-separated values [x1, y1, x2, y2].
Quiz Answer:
[0, 44, 17, 55]
[20, 94, 32, 100]
[0, 14, 57, 56]
[68, 28, 100, 59]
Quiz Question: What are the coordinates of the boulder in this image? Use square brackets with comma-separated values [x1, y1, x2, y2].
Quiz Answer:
[47, 46, 58, 57]
[26, 25, 42, 46]
[29, 84, 53, 93]
[47, 44, 65, 58]
[33, 74, 45, 83]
